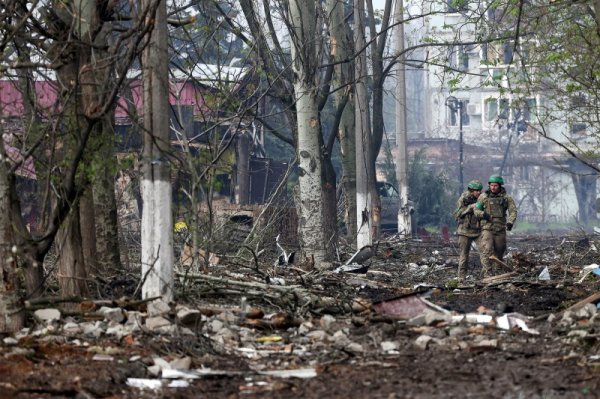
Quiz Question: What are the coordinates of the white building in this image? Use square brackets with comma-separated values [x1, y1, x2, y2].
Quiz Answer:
[402, 1, 596, 225]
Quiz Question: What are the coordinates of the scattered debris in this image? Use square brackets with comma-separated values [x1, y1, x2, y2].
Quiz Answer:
[538, 266, 551, 281]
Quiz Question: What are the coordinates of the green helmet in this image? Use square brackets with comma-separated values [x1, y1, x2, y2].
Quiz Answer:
[467, 180, 483, 190]
[488, 175, 504, 185]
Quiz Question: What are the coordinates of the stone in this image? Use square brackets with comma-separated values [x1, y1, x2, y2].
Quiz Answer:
[414, 335, 433, 350]
[448, 326, 467, 337]
[62, 322, 82, 335]
[208, 319, 224, 333]
[346, 342, 364, 353]
[147, 300, 171, 317]
[381, 341, 399, 351]
[33, 308, 61, 324]
[177, 308, 202, 326]
[169, 357, 192, 370]
[98, 307, 125, 323]
[145, 316, 171, 331]
[319, 315, 336, 331]
[306, 330, 328, 342]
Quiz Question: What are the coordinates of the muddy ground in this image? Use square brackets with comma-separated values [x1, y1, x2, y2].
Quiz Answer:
[1, 232, 599, 399]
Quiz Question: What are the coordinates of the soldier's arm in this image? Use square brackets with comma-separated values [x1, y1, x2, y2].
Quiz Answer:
[453, 194, 467, 219]
[472, 194, 487, 218]
[507, 195, 517, 224]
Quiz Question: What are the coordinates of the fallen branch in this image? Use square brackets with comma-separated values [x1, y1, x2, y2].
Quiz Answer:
[177, 272, 357, 314]
[482, 272, 518, 285]
[489, 255, 513, 272]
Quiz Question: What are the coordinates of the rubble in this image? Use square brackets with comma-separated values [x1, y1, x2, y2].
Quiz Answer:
[1, 234, 600, 397]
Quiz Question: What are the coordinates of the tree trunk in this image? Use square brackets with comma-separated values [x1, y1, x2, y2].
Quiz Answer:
[289, 0, 330, 264]
[572, 171, 598, 225]
[327, 0, 357, 239]
[394, 0, 413, 236]
[0, 144, 25, 332]
[92, 121, 123, 275]
[79, 187, 98, 275]
[141, 0, 174, 303]
[355, 0, 373, 248]
[57, 204, 88, 298]
[235, 132, 251, 205]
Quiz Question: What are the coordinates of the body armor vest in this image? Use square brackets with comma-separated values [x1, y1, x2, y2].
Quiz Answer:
[488, 195, 507, 223]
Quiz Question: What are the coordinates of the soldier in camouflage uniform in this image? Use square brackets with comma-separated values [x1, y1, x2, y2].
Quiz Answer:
[473, 175, 517, 277]
[453, 180, 484, 282]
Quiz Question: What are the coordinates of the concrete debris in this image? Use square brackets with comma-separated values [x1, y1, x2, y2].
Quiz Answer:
[496, 313, 539, 335]
[33, 308, 61, 324]
[98, 306, 125, 323]
[373, 295, 450, 319]
[414, 334, 434, 350]
[7, 236, 600, 394]
[538, 266, 551, 281]
[578, 264, 600, 283]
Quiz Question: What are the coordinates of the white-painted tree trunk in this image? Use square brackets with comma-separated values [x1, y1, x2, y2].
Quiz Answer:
[288, 0, 328, 264]
[394, 0, 412, 236]
[141, 0, 173, 303]
[354, 0, 372, 248]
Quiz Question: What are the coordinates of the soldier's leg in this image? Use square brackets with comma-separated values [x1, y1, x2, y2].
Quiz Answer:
[494, 232, 507, 260]
[457, 235, 471, 281]
[479, 230, 494, 277]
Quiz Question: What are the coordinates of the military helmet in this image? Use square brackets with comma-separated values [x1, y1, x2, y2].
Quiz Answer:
[467, 180, 483, 190]
[488, 175, 504, 185]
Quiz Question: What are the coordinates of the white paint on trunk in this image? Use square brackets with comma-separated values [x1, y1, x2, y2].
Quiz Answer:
[141, 177, 173, 301]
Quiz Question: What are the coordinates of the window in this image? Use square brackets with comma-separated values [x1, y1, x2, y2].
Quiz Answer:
[483, 41, 513, 65]
[484, 97, 498, 123]
[484, 97, 537, 128]
[571, 123, 587, 138]
[448, 46, 468, 71]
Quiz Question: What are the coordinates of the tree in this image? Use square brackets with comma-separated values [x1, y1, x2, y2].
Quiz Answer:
[287, 0, 331, 262]
[326, 0, 357, 239]
[0, 0, 155, 301]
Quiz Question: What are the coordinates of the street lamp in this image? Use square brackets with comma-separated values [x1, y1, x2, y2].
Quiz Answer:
[446, 96, 464, 192]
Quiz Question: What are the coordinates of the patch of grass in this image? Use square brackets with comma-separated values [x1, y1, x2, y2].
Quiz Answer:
[446, 279, 459, 290]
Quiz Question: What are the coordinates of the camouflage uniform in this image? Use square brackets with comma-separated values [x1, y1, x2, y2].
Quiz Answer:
[453, 191, 481, 281]
[474, 187, 517, 276]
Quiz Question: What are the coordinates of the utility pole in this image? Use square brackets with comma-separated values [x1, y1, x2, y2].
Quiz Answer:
[446, 96, 464, 192]
[394, 0, 412, 237]
[141, 0, 174, 307]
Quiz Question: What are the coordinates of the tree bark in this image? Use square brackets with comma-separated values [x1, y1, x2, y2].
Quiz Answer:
[235, 132, 251, 205]
[79, 187, 98, 275]
[57, 204, 88, 298]
[327, 0, 357, 239]
[0, 145, 25, 332]
[92, 121, 123, 275]
[289, 0, 330, 263]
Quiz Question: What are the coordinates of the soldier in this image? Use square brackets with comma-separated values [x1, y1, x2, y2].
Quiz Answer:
[453, 180, 484, 282]
[474, 175, 517, 277]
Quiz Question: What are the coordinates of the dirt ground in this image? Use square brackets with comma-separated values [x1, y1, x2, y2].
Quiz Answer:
[1, 232, 599, 399]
